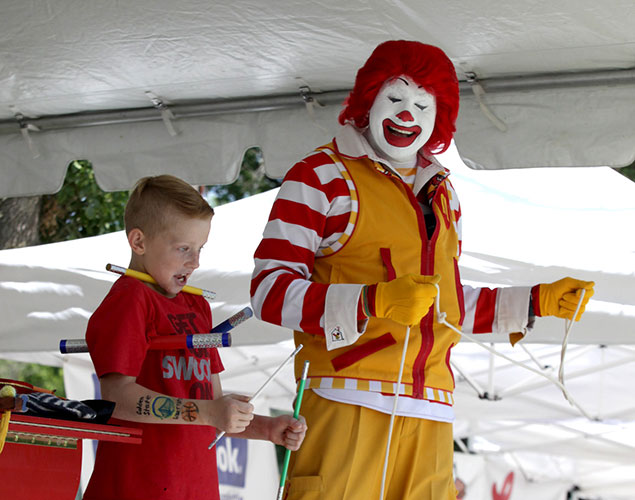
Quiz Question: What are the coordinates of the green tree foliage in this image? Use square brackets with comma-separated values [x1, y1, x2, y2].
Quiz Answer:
[39, 160, 129, 243]
[0, 360, 66, 398]
[204, 147, 280, 206]
[614, 161, 635, 183]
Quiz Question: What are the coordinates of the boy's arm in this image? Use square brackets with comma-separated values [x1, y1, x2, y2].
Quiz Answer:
[226, 414, 307, 451]
[213, 374, 307, 450]
[100, 373, 254, 433]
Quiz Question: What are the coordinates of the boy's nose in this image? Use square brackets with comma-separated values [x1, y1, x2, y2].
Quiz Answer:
[188, 252, 200, 269]
[396, 110, 414, 122]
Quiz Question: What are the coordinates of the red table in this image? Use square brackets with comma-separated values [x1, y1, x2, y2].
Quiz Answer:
[0, 414, 142, 499]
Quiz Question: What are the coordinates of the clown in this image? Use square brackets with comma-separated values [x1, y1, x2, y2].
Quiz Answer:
[251, 40, 594, 500]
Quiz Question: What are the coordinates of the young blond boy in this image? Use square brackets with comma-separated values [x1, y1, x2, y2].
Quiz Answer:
[84, 175, 306, 500]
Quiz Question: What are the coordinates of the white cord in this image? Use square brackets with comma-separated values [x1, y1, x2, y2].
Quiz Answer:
[559, 289, 586, 404]
[379, 325, 411, 500]
[433, 284, 594, 420]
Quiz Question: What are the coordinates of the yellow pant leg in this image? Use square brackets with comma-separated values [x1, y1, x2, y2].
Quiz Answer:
[385, 412, 456, 500]
[284, 391, 456, 500]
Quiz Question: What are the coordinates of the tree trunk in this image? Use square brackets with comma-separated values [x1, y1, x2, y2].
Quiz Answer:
[0, 196, 41, 249]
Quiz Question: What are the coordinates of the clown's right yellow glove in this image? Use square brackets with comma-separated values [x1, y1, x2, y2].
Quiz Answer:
[532, 277, 595, 321]
[363, 274, 441, 326]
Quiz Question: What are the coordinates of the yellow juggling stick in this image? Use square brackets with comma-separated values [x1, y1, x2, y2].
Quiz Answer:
[106, 264, 216, 300]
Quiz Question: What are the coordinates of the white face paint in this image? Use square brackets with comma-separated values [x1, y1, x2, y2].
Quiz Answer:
[366, 76, 437, 165]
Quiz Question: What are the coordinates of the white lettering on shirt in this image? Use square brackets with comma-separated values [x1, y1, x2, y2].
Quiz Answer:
[162, 355, 212, 382]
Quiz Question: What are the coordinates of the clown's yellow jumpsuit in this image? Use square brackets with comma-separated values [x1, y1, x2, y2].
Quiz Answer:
[251, 125, 533, 499]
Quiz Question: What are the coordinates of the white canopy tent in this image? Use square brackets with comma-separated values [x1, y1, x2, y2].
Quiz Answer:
[2, 0, 635, 198]
[1, 149, 635, 498]
[2, 2, 635, 498]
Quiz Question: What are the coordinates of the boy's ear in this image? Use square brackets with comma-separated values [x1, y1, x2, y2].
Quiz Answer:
[128, 228, 146, 255]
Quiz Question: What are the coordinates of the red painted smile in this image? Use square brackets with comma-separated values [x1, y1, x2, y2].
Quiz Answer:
[382, 119, 421, 147]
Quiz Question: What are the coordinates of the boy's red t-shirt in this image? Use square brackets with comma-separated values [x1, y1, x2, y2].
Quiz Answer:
[83, 276, 224, 500]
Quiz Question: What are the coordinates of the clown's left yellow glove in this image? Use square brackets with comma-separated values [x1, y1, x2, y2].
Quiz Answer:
[0, 384, 17, 454]
[532, 277, 595, 321]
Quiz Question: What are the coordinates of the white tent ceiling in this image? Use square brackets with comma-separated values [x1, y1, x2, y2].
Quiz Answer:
[1, 150, 635, 497]
[2, 0, 635, 198]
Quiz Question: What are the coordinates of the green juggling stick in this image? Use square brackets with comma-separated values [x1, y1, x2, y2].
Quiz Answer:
[276, 360, 310, 500]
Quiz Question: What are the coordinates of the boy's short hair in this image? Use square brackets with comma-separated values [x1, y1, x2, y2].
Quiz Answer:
[125, 175, 214, 237]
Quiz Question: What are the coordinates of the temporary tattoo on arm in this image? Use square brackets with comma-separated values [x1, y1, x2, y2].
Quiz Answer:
[181, 401, 199, 422]
[135, 394, 194, 422]
[173, 398, 183, 420]
[151, 396, 178, 419]
[136, 395, 152, 416]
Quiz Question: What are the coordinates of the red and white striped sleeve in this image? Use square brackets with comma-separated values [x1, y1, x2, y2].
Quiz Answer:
[250, 149, 363, 341]
[461, 285, 532, 335]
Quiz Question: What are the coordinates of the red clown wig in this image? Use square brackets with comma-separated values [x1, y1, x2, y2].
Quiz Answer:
[339, 40, 459, 155]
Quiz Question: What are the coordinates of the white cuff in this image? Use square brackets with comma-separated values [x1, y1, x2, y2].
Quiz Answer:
[324, 284, 365, 351]
[495, 286, 532, 335]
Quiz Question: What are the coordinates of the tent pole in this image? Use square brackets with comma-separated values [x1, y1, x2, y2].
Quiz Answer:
[2, 67, 634, 135]
[451, 360, 487, 398]
[487, 344, 496, 400]
[0, 90, 350, 135]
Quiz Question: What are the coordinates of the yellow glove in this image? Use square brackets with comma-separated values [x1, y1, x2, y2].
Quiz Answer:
[534, 277, 595, 321]
[370, 274, 441, 326]
[0, 384, 17, 454]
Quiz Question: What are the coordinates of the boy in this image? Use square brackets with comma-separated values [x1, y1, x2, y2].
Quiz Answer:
[84, 175, 306, 500]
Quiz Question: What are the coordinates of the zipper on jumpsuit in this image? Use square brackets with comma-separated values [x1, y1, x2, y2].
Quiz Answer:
[376, 165, 442, 399]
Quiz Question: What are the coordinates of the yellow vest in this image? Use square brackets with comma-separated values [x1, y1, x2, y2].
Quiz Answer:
[295, 144, 464, 405]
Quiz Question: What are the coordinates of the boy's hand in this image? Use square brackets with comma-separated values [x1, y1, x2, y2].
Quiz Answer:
[268, 414, 307, 451]
[210, 394, 254, 433]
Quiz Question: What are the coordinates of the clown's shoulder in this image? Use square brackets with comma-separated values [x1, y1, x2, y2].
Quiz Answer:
[275, 142, 351, 211]
[283, 144, 346, 185]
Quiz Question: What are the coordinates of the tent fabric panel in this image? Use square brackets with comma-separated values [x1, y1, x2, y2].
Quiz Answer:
[445, 151, 635, 274]
[5, 89, 635, 197]
[0, 132, 76, 197]
[0, 115, 254, 197]
[456, 84, 635, 170]
[86, 115, 251, 192]
[0, 105, 341, 197]
[256, 104, 340, 179]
